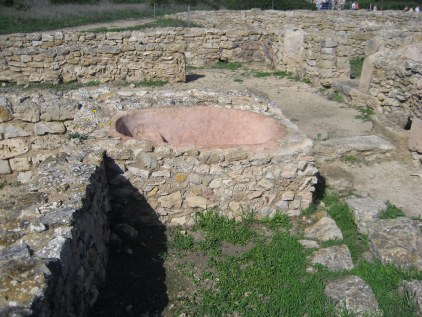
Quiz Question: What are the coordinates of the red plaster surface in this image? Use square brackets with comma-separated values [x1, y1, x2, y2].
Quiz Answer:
[113, 106, 286, 149]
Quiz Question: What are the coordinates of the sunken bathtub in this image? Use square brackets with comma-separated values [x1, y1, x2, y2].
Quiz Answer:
[107, 89, 318, 225]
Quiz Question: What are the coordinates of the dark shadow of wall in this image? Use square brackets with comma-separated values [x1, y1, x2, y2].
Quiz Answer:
[90, 156, 168, 317]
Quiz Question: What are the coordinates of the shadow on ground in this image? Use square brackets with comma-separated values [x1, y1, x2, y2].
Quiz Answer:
[186, 73, 205, 82]
[90, 157, 168, 317]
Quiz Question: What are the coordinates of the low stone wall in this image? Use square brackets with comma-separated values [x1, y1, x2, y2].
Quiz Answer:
[0, 31, 186, 85]
[0, 149, 110, 316]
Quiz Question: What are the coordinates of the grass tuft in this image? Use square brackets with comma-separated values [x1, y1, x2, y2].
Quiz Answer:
[134, 80, 167, 87]
[379, 201, 406, 219]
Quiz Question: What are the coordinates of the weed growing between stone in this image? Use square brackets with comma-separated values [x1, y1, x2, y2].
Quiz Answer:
[379, 201, 406, 219]
[350, 57, 364, 79]
[134, 80, 167, 87]
[354, 106, 375, 121]
[328, 92, 344, 103]
[342, 154, 359, 164]
[212, 61, 243, 71]
[322, 194, 368, 261]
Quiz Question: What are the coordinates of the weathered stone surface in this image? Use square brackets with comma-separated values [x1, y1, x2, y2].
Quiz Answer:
[186, 195, 207, 209]
[325, 275, 380, 316]
[0, 96, 13, 122]
[304, 216, 343, 242]
[402, 280, 422, 315]
[345, 197, 387, 235]
[9, 157, 31, 172]
[0, 159, 11, 174]
[40, 100, 80, 121]
[34, 121, 66, 135]
[0, 123, 32, 138]
[0, 138, 29, 159]
[409, 117, 422, 153]
[310, 245, 354, 272]
[316, 135, 394, 157]
[368, 217, 422, 270]
[158, 191, 182, 209]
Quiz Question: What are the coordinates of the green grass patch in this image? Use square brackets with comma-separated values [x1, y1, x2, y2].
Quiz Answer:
[211, 61, 243, 71]
[194, 211, 255, 246]
[134, 79, 167, 87]
[253, 71, 273, 78]
[322, 194, 368, 262]
[67, 132, 88, 141]
[354, 106, 374, 122]
[328, 92, 344, 103]
[167, 228, 195, 252]
[379, 201, 406, 219]
[350, 57, 364, 79]
[342, 154, 358, 164]
[352, 261, 422, 317]
[195, 232, 334, 316]
[260, 211, 292, 230]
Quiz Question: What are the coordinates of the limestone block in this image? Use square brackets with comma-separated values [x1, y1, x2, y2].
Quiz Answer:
[0, 139, 29, 159]
[158, 191, 182, 209]
[283, 29, 305, 73]
[34, 122, 66, 135]
[186, 195, 207, 209]
[304, 216, 343, 242]
[321, 38, 338, 48]
[409, 117, 422, 153]
[0, 159, 11, 174]
[0, 96, 13, 122]
[10, 157, 31, 172]
[325, 276, 380, 315]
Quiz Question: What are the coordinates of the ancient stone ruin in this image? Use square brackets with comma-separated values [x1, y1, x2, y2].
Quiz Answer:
[0, 9, 421, 317]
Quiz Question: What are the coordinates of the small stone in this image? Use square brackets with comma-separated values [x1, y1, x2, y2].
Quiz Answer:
[174, 173, 188, 183]
[299, 240, 320, 248]
[282, 191, 295, 201]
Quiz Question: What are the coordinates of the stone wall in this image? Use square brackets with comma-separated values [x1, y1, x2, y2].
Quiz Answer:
[0, 31, 186, 85]
[0, 149, 110, 316]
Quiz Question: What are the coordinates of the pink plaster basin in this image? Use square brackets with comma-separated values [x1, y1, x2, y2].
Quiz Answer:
[112, 106, 286, 149]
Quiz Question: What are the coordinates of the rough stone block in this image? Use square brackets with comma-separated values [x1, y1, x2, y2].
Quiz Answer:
[0, 139, 29, 159]
[0, 159, 11, 174]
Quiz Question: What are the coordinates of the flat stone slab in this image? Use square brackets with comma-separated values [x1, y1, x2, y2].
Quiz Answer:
[368, 217, 422, 270]
[402, 280, 422, 315]
[325, 275, 380, 316]
[315, 135, 394, 157]
[310, 244, 354, 272]
[304, 216, 343, 242]
[346, 197, 387, 235]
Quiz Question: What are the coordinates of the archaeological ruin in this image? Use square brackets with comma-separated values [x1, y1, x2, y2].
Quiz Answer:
[0, 8, 421, 317]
